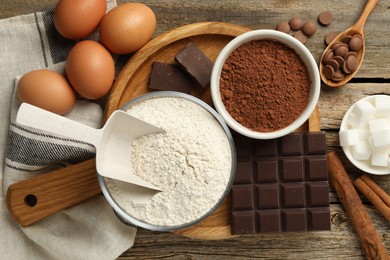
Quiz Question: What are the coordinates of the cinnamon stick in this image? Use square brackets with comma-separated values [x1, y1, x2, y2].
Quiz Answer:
[354, 174, 390, 222]
[327, 151, 389, 260]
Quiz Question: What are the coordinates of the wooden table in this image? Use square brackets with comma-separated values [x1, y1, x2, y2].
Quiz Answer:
[2, 0, 390, 259]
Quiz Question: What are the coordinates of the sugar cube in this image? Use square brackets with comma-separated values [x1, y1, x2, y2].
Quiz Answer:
[348, 112, 367, 129]
[353, 101, 376, 121]
[371, 129, 390, 149]
[371, 153, 389, 167]
[351, 141, 371, 161]
[375, 96, 390, 117]
[357, 129, 370, 140]
[339, 129, 359, 146]
[368, 118, 389, 133]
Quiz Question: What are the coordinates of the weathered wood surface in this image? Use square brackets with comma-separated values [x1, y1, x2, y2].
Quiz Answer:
[2, 0, 390, 259]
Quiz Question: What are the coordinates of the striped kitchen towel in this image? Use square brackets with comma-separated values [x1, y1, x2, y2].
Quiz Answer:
[0, 1, 136, 259]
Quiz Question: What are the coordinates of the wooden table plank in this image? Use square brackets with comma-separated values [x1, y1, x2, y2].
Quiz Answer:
[1, 0, 390, 259]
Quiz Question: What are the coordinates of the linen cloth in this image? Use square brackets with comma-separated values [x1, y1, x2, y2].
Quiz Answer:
[0, 1, 137, 259]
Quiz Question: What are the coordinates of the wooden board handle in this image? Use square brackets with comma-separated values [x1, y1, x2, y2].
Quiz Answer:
[6, 158, 101, 226]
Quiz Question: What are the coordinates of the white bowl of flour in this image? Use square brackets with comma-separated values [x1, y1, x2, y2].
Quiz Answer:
[98, 91, 236, 231]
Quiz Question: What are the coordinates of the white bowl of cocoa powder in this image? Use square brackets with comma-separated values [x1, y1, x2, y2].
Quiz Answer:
[211, 29, 320, 139]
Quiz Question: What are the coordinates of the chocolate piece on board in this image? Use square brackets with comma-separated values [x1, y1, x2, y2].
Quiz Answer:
[175, 43, 213, 88]
[302, 21, 317, 36]
[318, 11, 333, 26]
[149, 62, 193, 93]
[289, 17, 303, 31]
[276, 22, 291, 34]
[230, 131, 330, 234]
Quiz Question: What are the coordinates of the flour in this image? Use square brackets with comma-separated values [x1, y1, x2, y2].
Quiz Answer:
[106, 96, 232, 227]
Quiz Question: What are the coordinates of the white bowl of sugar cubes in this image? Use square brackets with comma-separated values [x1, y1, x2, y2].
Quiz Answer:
[340, 95, 390, 175]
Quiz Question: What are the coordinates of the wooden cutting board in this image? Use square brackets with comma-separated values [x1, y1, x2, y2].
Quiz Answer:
[7, 21, 320, 237]
[103, 21, 321, 240]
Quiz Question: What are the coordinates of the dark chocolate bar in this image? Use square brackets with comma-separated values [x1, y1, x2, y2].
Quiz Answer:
[149, 62, 193, 93]
[174, 43, 213, 88]
[231, 131, 331, 234]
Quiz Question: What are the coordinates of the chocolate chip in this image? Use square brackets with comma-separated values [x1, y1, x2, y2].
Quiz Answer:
[333, 56, 345, 67]
[276, 22, 291, 34]
[334, 44, 349, 57]
[332, 69, 345, 82]
[323, 65, 335, 80]
[302, 21, 317, 36]
[318, 11, 333, 26]
[289, 17, 303, 30]
[327, 59, 339, 71]
[325, 32, 338, 45]
[349, 34, 363, 51]
[294, 30, 308, 44]
[345, 54, 358, 72]
[322, 49, 334, 65]
[341, 35, 352, 45]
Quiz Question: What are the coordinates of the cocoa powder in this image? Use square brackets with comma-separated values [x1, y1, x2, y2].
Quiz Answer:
[220, 40, 310, 132]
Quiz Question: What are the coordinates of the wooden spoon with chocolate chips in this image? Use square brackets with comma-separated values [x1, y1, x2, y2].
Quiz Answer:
[319, 0, 379, 87]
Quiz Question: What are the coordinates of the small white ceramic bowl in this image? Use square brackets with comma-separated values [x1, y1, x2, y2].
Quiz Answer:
[340, 95, 390, 175]
[210, 29, 320, 139]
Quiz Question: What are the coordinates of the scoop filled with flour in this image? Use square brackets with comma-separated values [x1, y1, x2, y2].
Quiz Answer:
[104, 93, 234, 229]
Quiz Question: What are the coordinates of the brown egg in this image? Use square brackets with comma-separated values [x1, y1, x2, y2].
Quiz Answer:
[99, 3, 156, 54]
[54, 0, 107, 40]
[17, 70, 76, 115]
[66, 40, 115, 99]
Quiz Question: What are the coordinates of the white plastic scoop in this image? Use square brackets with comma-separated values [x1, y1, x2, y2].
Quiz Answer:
[16, 103, 163, 202]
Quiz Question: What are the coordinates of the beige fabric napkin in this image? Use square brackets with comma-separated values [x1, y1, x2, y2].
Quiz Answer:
[0, 1, 137, 259]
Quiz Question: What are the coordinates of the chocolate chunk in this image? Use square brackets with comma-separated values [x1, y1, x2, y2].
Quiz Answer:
[256, 159, 279, 183]
[307, 182, 330, 207]
[302, 21, 317, 36]
[305, 156, 328, 181]
[149, 62, 193, 93]
[308, 208, 331, 231]
[280, 132, 304, 155]
[258, 210, 281, 233]
[282, 209, 307, 232]
[255, 139, 278, 157]
[232, 211, 256, 234]
[230, 131, 330, 234]
[289, 17, 303, 30]
[281, 183, 306, 208]
[256, 184, 280, 209]
[231, 185, 253, 210]
[276, 22, 291, 34]
[305, 132, 327, 155]
[280, 157, 305, 182]
[174, 43, 213, 88]
[234, 160, 252, 184]
[318, 11, 333, 26]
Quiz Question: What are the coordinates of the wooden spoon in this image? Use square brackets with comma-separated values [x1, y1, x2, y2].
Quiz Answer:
[319, 0, 379, 87]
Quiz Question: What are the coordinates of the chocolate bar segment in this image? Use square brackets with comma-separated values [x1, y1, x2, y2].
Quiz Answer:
[232, 211, 256, 234]
[149, 62, 193, 93]
[230, 131, 330, 235]
[174, 43, 213, 88]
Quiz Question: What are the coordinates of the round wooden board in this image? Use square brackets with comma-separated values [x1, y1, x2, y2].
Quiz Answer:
[104, 22, 321, 240]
